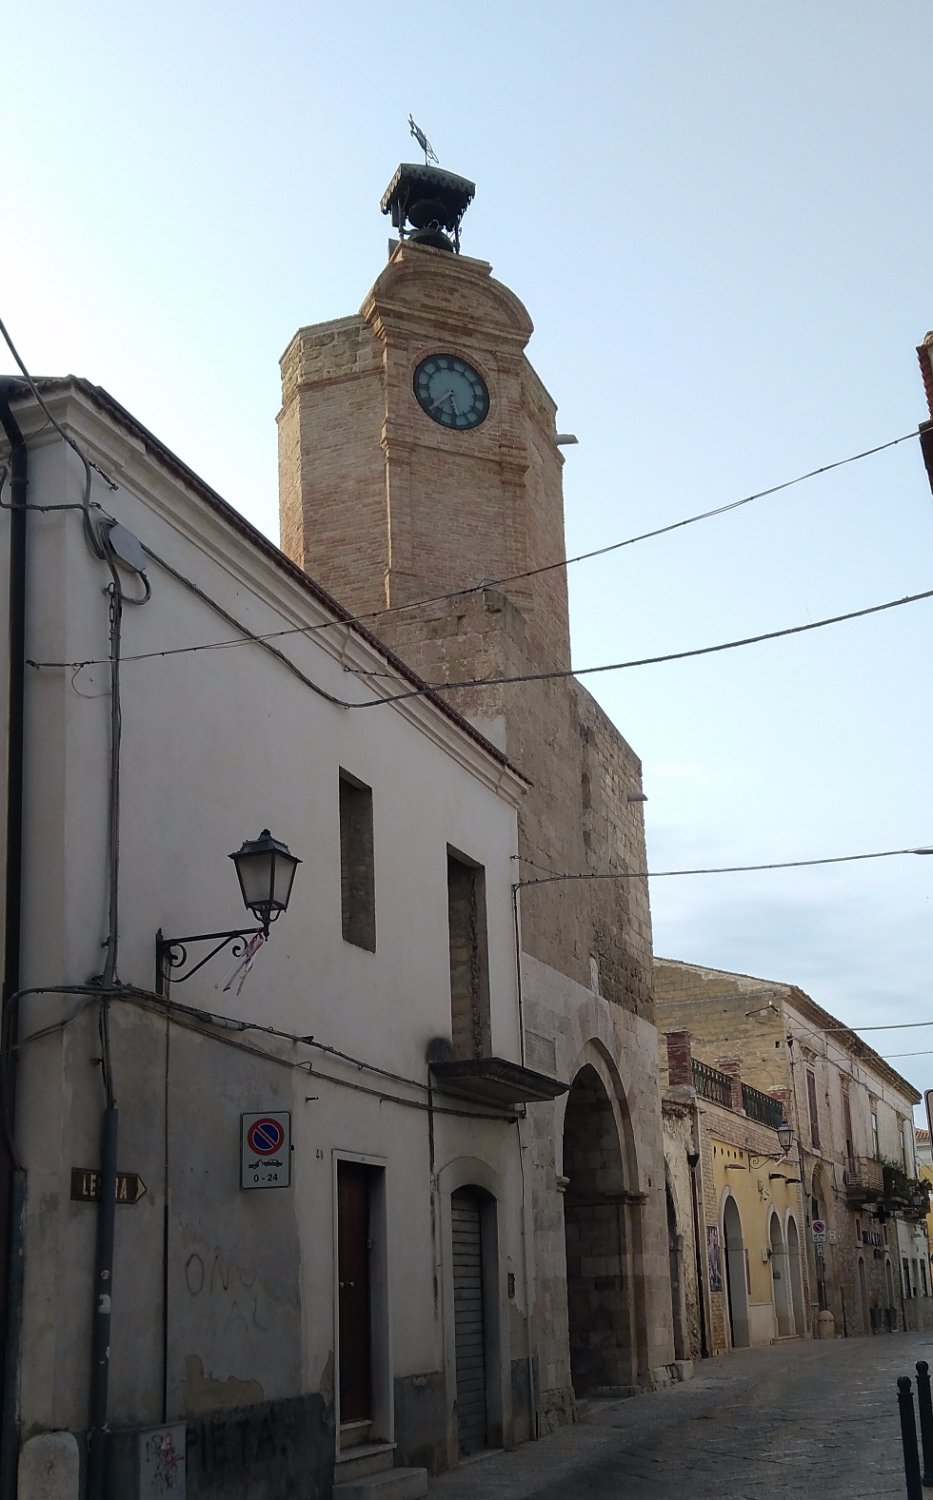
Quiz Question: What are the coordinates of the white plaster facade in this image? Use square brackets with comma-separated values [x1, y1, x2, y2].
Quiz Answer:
[0, 379, 547, 1497]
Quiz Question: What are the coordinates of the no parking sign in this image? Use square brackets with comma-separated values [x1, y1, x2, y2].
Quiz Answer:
[241, 1111, 291, 1190]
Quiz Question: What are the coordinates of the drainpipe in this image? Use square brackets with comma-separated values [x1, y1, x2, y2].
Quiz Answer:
[0, 384, 30, 1500]
[511, 885, 538, 1437]
[687, 1143, 709, 1359]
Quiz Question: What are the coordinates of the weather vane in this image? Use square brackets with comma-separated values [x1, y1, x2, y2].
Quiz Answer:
[408, 114, 439, 166]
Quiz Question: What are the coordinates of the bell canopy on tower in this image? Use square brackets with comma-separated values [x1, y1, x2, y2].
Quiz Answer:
[381, 116, 475, 253]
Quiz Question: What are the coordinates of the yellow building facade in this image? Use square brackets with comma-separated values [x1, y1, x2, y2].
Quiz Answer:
[663, 1031, 808, 1357]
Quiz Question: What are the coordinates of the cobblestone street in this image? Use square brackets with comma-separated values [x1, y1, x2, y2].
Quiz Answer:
[428, 1335, 933, 1499]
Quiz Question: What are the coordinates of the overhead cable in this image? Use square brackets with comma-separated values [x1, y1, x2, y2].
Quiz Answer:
[28, 583, 933, 703]
[514, 844, 933, 888]
[344, 585, 933, 707]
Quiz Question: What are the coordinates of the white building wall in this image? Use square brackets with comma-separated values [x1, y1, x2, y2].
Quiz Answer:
[7, 388, 535, 1492]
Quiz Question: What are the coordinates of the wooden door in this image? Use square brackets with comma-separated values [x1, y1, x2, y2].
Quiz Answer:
[452, 1189, 487, 1454]
[338, 1162, 371, 1422]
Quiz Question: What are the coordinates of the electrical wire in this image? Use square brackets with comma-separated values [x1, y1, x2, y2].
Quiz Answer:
[794, 1017, 933, 1038]
[7, 324, 928, 713]
[27, 581, 933, 706]
[116, 987, 518, 1122]
[515, 843, 933, 888]
[0, 314, 118, 498]
[140, 543, 349, 708]
[0, 461, 102, 516]
[12, 980, 517, 1119]
[343, 585, 933, 708]
[50, 428, 917, 650]
[281, 429, 918, 639]
[1, 308, 915, 594]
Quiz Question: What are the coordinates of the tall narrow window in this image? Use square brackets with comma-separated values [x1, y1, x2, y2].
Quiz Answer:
[339, 771, 375, 951]
[842, 1084, 854, 1171]
[871, 1105, 880, 1159]
[806, 1068, 821, 1151]
[447, 849, 491, 1059]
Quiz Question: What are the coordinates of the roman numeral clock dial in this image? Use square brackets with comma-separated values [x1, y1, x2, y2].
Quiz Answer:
[413, 354, 489, 431]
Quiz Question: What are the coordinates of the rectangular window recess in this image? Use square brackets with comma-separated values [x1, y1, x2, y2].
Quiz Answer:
[447, 847, 491, 1061]
[339, 771, 376, 952]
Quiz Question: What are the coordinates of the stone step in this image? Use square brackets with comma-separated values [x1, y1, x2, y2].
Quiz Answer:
[335, 1467, 428, 1500]
[336, 1442, 396, 1481]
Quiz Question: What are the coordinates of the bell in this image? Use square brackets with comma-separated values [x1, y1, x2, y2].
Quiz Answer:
[407, 195, 448, 229]
[409, 224, 454, 252]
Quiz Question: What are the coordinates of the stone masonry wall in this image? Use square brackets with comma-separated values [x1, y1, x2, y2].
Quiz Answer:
[654, 960, 786, 1093]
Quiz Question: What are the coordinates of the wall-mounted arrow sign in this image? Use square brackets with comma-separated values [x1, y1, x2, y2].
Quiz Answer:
[70, 1168, 147, 1205]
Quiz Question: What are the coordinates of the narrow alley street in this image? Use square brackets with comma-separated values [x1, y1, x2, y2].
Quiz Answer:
[428, 1335, 932, 1500]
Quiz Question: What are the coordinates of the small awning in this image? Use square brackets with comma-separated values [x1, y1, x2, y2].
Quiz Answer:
[430, 1057, 568, 1109]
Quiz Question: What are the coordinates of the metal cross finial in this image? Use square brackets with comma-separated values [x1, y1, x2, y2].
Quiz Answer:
[408, 114, 439, 166]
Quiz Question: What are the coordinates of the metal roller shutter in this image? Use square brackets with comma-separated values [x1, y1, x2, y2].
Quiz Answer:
[452, 1190, 487, 1454]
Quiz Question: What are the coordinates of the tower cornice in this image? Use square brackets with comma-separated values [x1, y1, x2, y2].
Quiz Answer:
[361, 243, 534, 350]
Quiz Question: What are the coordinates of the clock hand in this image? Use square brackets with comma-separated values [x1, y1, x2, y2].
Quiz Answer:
[430, 389, 460, 417]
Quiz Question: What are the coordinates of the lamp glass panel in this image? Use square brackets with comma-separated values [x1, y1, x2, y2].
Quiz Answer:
[271, 851, 299, 910]
[235, 849, 276, 912]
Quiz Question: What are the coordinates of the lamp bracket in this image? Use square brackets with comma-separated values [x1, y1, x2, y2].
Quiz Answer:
[155, 926, 266, 992]
[748, 1152, 790, 1171]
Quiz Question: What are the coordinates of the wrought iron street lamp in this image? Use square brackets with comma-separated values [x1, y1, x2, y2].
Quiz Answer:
[156, 829, 301, 990]
[748, 1120, 794, 1170]
[229, 829, 301, 931]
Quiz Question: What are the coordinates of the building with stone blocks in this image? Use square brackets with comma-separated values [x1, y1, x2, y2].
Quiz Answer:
[655, 959, 931, 1340]
[278, 186, 678, 1437]
[662, 1031, 808, 1357]
[0, 374, 566, 1498]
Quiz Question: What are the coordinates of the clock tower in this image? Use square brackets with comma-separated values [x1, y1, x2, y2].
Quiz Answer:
[278, 164, 571, 677]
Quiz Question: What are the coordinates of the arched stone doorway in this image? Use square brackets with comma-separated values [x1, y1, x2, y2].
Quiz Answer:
[769, 1214, 792, 1338]
[722, 1194, 750, 1348]
[786, 1216, 805, 1336]
[562, 1064, 635, 1395]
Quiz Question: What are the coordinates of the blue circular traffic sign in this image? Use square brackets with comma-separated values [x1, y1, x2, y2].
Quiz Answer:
[247, 1117, 285, 1156]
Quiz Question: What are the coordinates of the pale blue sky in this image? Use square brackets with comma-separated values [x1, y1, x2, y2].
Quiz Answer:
[5, 3, 933, 1110]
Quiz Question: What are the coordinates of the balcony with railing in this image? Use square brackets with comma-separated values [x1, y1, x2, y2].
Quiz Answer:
[692, 1059, 733, 1108]
[845, 1155, 884, 1208]
[741, 1082, 785, 1130]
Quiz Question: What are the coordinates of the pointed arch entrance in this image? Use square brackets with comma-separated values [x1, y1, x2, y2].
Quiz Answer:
[722, 1194, 750, 1348]
[786, 1216, 805, 1335]
[562, 1064, 635, 1395]
[769, 1214, 792, 1337]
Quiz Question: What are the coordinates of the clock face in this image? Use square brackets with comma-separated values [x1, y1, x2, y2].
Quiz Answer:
[413, 354, 489, 431]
